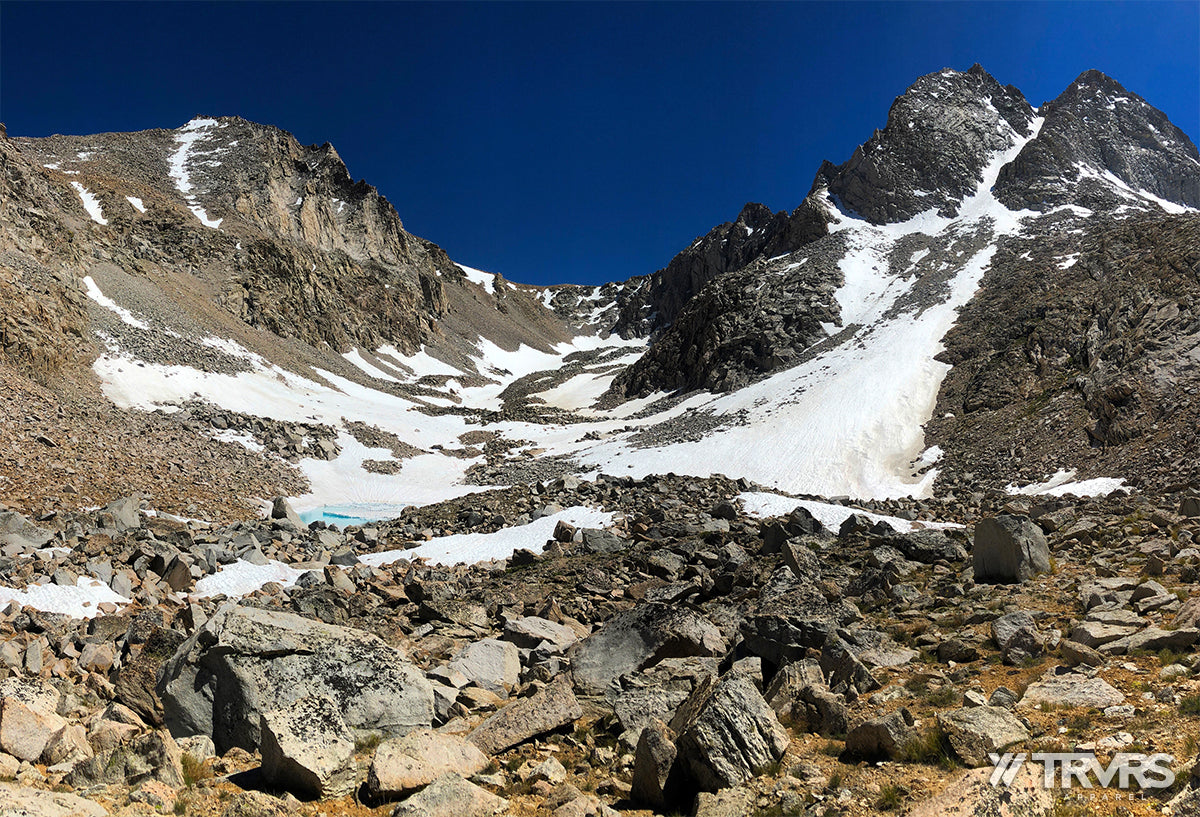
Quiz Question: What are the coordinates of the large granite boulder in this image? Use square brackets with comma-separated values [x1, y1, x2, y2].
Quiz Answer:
[973, 515, 1051, 583]
[158, 603, 433, 753]
[367, 730, 488, 800]
[0, 677, 66, 763]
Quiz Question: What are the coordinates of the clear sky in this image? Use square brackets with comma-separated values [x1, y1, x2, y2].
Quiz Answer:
[2, 2, 1197, 286]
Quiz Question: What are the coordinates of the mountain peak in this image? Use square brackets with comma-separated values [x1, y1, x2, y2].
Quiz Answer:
[811, 64, 1034, 224]
[735, 201, 775, 229]
[995, 69, 1200, 212]
[1067, 68, 1127, 94]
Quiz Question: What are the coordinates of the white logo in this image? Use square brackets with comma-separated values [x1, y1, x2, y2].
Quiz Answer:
[988, 752, 1176, 790]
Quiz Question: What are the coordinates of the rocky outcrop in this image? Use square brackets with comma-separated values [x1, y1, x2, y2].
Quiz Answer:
[610, 235, 843, 396]
[929, 212, 1200, 492]
[611, 200, 830, 337]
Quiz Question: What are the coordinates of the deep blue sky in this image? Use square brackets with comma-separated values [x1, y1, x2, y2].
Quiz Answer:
[2, 2, 1197, 286]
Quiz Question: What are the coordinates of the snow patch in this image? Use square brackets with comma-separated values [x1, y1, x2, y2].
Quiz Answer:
[168, 118, 224, 228]
[1005, 470, 1128, 497]
[360, 507, 614, 567]
[193, 559, 306, 599]
[737, 491, 961, 532]
[70, 183, 107, 225]
[1076, 164, 1194, 215]
[459, 264, 497, 294]
[0, 576, 130, 619]
[83, 276, 149, 329]
[126, 196, 146, 213]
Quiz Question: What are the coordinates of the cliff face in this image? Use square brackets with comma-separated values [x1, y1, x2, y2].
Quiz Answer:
[0, 128, 90, 383]
[611, 200, 830, 338]
[928, 212, 1200, 492]
[12, 116, 464, 357]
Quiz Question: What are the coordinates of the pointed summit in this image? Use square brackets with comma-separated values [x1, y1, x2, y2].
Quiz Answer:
[995, 70, 1200, 212]
[811, 65, 1036, 224]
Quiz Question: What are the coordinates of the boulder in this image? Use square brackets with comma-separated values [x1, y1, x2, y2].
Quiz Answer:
[0, 677, 66, 762]
[781, 538, 821, 580]
[367, 730, 488, 800]
[1099, 626, 1200, 655]
[158, 603, 433, 753]
[390, 773, 507, 817]
[671, 676, 789, 792]
[893, 530, 968, 564]
[218, 791, 293, 817]
[764, 658, 824, 713]
[614, 686, 692, 748]
[66, 729, 184, 789]
[0, 511, 54, 550]
[270, 497, 305, 529]
[1173, 596, 1200, 629]
[1018, 671, 1124, 709]
[820, 635, 880, 695]
[260, 697, 356, 800]
[580, 529, 628, 554]
[503, 616, 579, 652]
[937, 638, 980, 663]
[101, 495, 142, 531]
[115, 627, 186, 726]
[972, 515, 1050, 583]
[569, 603, 726, 695]
[524, 756, 566, 784]
[630, 719, 676, 809]
[1059, 640, 1105, 668]
[1069, 620, 1139, 648]
[448, 639, 520, 697]
[42, 724, 94, 766]
[990, 612, 1044, 664]
[693, 788, 753, 817]
[936, 706, 1030, 767]
[792, 684, 849, 736]
[844, 708, 916, 760]
[0, 783, 109, 816]
[469, 675, 582, 755]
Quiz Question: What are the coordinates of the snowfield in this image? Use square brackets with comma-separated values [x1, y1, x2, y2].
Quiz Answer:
[71, 182, 108, 225]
